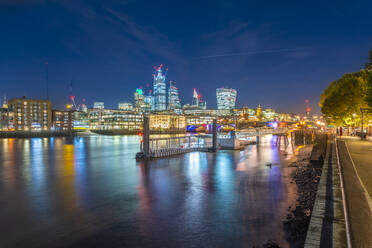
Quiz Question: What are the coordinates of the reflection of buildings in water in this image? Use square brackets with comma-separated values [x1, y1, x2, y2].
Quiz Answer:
[54, 143, 84, 214]
[137, 163, 153, 214]
[231, 138, 298, 246]
[136, 161, 157, 237]
[1, 138, 16, 189]
[203, 153, 217, 192]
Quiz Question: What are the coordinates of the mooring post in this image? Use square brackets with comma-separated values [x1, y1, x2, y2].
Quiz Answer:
[143, 115, 150, 157]
[212, 119, 217, 152]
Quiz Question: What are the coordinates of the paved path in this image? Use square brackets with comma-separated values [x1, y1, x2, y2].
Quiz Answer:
[337, 137, 372, 247]
[305, 139, 346, 248]
[343, 137, 372, 202]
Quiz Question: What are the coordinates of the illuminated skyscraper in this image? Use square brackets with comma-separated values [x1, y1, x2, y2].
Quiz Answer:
[191, 88, 207, 109]
[134, 88, 151, 112]
[192, 88, 199, 107]
[168, 81, 181, 112]
[144, 95, 154, 111]
[153, 65, 167, 111]
[216, 88, 237, 110]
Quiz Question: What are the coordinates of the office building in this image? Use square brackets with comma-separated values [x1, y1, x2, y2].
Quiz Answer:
[216, 88, 237, 110]
[190, 88, 207, 109]
[118, 102, 133, 111]
[8, 97, 52, 130]
[168, 81, 181, 112]
[144, 95, 154, 111]
[153, 65, 167, 111]
[0, 106, 9, 130]
[52, 110, 73, 131]
[73, 111, 90, 129]
[88, 108, 142, 130]
[149, 113, 186, 131]
[93, 102, 104, 109]
[134, 88, 151, 112]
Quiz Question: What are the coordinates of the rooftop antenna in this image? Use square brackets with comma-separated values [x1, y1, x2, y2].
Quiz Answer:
[45, 61, 49, 100]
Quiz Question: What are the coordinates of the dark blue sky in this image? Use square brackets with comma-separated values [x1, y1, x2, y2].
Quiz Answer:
[1, 0, 371, 114]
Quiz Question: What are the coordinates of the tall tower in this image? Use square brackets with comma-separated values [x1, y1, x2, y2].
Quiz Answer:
[168, 81, 181, 112]
[192, 88, 199, 107]
[134, 88, 151, 112]
[216, 88, 237, 110]
[153, 65, 167, 111]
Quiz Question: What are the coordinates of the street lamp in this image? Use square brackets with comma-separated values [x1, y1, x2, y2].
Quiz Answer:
[360, 108, 372, 140]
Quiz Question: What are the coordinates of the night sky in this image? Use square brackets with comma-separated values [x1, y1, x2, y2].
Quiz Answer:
[1, 0, 371, 114]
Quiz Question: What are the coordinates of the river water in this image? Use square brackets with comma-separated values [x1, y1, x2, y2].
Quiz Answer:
[0, 135, 302, 248]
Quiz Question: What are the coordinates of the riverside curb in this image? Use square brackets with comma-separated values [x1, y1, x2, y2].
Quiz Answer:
[304, 139, 346, 248]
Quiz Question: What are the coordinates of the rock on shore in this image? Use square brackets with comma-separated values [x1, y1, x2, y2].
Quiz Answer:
[283, 150, 323, 247]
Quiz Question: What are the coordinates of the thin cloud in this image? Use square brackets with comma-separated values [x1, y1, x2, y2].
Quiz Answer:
[197, 47, 308, 59]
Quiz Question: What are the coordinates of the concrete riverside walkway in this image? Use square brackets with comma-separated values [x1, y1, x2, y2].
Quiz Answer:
[337, 137, 372, 247]
[305, 139, 346, 248]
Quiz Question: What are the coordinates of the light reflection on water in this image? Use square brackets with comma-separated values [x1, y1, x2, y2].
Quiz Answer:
[0, 135, 300, 248]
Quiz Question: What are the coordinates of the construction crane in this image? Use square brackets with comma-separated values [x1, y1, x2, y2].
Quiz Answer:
[66, 80, 81, 111]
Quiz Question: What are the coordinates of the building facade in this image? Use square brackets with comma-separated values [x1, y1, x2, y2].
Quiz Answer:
[134, 88, 151, 112]
[216, 88, 237, 110]
[88, 109, 142, 130]
[8, 97, 52, 130]
[144, 95, 154, 111]
[168, 81, 181, 113]
[262, 108, 278, 121]
[118, 102, 133, 111]
[73, 111, 90, 129]
[93, 102, 104, 109]
[52, 110, 73, 131]
[0, 107, 9, 130]
[149, 113, 186, 131]
[153, 65, 167, 111]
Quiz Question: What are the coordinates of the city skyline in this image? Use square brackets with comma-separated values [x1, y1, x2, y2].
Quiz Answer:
[1, 0, 371, 114]
[1, 62, 282, 113]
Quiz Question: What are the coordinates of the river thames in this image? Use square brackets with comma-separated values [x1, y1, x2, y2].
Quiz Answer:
[0, 135, 302, 247]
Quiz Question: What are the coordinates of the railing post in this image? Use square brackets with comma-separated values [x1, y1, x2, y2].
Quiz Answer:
[143, 115, 150, 157]
[212, 119, 217, 152]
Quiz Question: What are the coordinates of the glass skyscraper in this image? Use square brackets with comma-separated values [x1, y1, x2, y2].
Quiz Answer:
[168, 81, 181, 112]
[216, 88, 237, 110]
[153, 65, 167, 111]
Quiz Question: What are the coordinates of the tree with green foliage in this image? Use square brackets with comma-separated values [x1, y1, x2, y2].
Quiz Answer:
[319, 71, 369, 126]
[365, 50, 372, 108]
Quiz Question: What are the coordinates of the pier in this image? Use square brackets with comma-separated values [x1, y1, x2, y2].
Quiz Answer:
[136, 117, 217, 160]
[136, 117, 290, 160]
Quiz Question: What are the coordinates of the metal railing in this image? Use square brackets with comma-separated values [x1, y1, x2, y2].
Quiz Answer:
[237, 128, 288, 139]
[140, 135, 213, 158]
